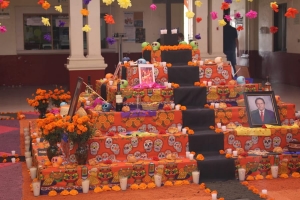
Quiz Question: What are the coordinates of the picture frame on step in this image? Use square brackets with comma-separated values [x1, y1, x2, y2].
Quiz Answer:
[138, 64, 155, 85]
[244, 91, 281, 127]
[68, 77, 84, 118]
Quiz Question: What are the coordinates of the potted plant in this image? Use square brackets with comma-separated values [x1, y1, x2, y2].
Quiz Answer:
[26, 88, 50, 118]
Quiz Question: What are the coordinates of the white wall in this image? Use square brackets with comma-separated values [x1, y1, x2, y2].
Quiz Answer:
[0, 0, 184, 55]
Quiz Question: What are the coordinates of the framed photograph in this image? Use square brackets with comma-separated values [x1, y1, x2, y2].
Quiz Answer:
[138, 64, 155, 84]
[68, 77, 83, 118]
[244, 91, 280, 127]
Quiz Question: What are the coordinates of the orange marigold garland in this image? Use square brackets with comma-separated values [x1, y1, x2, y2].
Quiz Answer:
[104, 14, 115, 24]
[285, 8, 299, 18]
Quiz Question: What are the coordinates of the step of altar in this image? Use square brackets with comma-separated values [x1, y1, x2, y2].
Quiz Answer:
[188, 130, 224, 153]
[174, 86, 207, 107]
[182, 108, 215, 129]
[168, 65, 199, 86]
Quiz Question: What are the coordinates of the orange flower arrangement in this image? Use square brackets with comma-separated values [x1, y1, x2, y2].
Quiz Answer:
[225, 153, 232, 158]
[172, 83, 180, 88]
[27, 88, 50, 110]
[180, 106, 187, 111]
[280, 173, 289, 178]
[246, 175, 255, 181]
[199, 183, 206, 189]
[37, 0, 45, 5]
[159, 44, 192, 51]
[285, 8, 299, 18]
[259, 193, 268, 199]
[265, 175, 273, 179]
[196, 154, 204, 161]
[221, 2, 230, 10]
[219, 150, 225, 154]
[81, 8, 89, 16]
[42, 1, 50, 10]
[209, 126, 215, 130]
[188, 129, 194, 135]
[204, 104, 210, 108]
[255, 174, 264, 180]
[204, 188, 211, 194]
[123, 62, 130, 68]
[188, 61, 198, 66]
[194, 82, 201, 86]
[241, 181, 248, 186]
[104, 14, 115, 24]
[49, 87, 71, 107]
[215, 128, 222, 133]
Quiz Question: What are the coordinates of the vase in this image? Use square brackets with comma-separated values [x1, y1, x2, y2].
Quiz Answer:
[75, 143, 88, 165]
[38, 107, 47, 119]
[46, 140, 59, 162]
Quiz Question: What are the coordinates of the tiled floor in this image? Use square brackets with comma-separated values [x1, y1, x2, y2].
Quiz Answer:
[0, 83, 299, 113]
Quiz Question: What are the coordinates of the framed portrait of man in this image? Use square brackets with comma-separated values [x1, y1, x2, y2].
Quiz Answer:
[244, 91, 280, 127]
[138, 64, 155, 85]
[68, 77, 83, 118]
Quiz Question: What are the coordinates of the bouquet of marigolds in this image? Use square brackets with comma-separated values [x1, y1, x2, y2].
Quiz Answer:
[26, 88, 50, 110]
[49, 87, 71, 107]
[37, 113, 69, 143]
[67, 114, 96, 144]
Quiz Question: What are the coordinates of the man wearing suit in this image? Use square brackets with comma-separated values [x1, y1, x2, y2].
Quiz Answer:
[250, 97, 277, 125]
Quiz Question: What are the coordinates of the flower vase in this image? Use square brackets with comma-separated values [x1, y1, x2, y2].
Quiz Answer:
[38, 107, 47, 119]
[75, 143, 88, 165]
[47, 140, 59, 162]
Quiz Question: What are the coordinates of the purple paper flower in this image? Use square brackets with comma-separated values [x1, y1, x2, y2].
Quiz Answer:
[234, 12, 241, 19]
[224, 15, 232, 21]
[195, 33, 201, 40]
[210, 11, 218, 20]
[43, 33, 51, 42]
[150, 4, 157, 11]
[245, 10, 258, 19]
[106, 37, 116, 45]
[0, 25, 7, 33]
[83, 0, 91, 5]
[224, 0, 232, 3]
[58, 20, 65, 27]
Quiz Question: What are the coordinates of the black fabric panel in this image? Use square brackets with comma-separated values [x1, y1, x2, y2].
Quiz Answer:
[174, 87, 207, 107]
[101, 83, 107, 101]
[188, 130, 224, 153]
[142, 50, 192, 65]
[143, 50, 151, 62]
[121, 66, 127, 79]
[168, 66, 199, 85]
[182, 108, 215, 129]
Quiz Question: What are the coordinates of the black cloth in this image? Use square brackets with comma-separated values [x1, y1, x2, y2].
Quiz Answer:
[168, 65, 199, 85]
[142, 50, 192, 65]
[223, 24, 238, 72]
[174, 87, 207, 107]
[188, 130, 224, 153]
[101, 82, 107, 101]
[250, 109, 277, 125]
[182, 108, 215, 129]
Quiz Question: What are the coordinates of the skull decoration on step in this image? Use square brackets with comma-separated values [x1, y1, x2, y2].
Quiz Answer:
[90, 141, 100, 155]
[134, 151, 141, 159]
[173, 141, 182, 152]
[286, 133, 293, 143]
[120, 79, 128, 89]
[123, 143, 133, 154]
[151, 41, 160, 51]
[228, 134, 235, 145]
[154, 139, 163, 152]
[102, 102, 112, 112]
[137, 58, 147, 64]
[144, 140, 153, 152]
[111, 144, 120, 154]
[251, 136, 259, 144]
[244, 140, 253, 151]
[189, 41, 199, 50]
[273, 136, 281, 148]
[263, 137, 272, 149]
[179, 41, 187, 45]
[141, 42, 150, 49]
[131, 136, 139, 148]
[158, 152, 166, 159]
[105, 137, 113, 149]
[168, 135, 176, 146]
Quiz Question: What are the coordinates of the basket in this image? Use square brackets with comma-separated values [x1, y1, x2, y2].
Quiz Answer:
[287, 141, 300, 152]
[141, 103, 159, 111]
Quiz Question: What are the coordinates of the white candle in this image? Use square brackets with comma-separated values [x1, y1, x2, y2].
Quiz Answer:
[211, 193, 217, 200]
[175, 105, 181, 110]
[227, 148, 232, 154]
[271, 165, 278, 178]
[210, 103, 215, 107]
[36, 138, 40, 143]
[24, 131, 29, 137]
[164, 82, 168, 87]
[154, 174, 162, 187]
[233, 151, 238, 157]
[162, 62, 167, 67]
[26, 157, 32, 169]
[189, 154, 194, 160]
[192, 171, 200, 184]
[11, 150, 15, 156]
[167, 83, 172, 88]
[25, 137, 30, 143]
[30, 167, 37, 180]
[221, 125, 227, 132]
[217, 123, 222, 128]
[177, 125, 182, 132]
[214, 103, 220, 108]
[11, 158, 16, 163]
[186, 151, 190, 158]
[25, 151, 31, 158]
[199, 61, 204, 66]
[32, 181, 41, 197]
[238, 168, 246, 181]
[119, 177, 128, 190]
[202, 80, 207, 85]
[262, 189, 267, 194]
[171, 103, 175, 109]
[182, 128, 187, 134]
[207, 81, 212, 86]
[25, 145, 30, 152]
[82, 179, 90, 193]
[109, 80, 113, 86]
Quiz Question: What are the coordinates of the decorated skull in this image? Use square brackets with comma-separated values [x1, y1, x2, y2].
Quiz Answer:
[110, 144, 120, 155]
[252, 136, 259, 144]
[154, 67, 159, 79]
[69, 154, 76, 163]
[69, 141, 74, 150]
[213, 77, 221, 85]
[228, 134, 235, 145]
[179, 41, 188, 45]
[263, 137, 272, 149]
[134, 151, 141, 159]
[189, 41, 199, 50]
[102, 153, 109, 161]
[273, 136, 281, 148]
[217, 65, 223, 74]
[286, 133, 293, 143]
[233, 140, 241, 148]
[123, 143, 133, 155]
[151, 41, 160, 51]
[221, 70, 229, 79]
[109, 154, 116, 161]
[140, 153, 148, 160]
[172, 152, 179, 158]
[137, 58, 147, 64]
[131, 136, 139, 148]
[173, 141, 182, 152]
[168, 135, 176, 146]
[138, 125, 147, 132]
[105, 137, 113, 149]
[141, 42, 150, 49]
[95, 155, 102, 162]
[236, 76, 245, 85]
[90, 141, 100, 155]
[144, 140, 153, 152]
[163, 66, 168, 74]
[122, 56, 130, 62]
[244, 140, 253, 151]
[117, 126, 126, 133]
[154, 139, 163, 152]
[205, 68, 213, 78]
[165, 150, 172, 157]
[120, 79, 128, 89]
[199, 67, 204, 78]
[102, 102, 112, 112]
[158, 152, 166, 159]
[148, 124, 158, 133]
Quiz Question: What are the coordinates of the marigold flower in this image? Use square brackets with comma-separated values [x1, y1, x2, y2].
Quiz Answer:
[81, 8, 89, 16]
[204, 188, 211, 194]
[164, 181, 173, 186]
[69, 189, 78, 195]
[130, 184, 139, 190]
[265, 175, 273, 179]
[219, 150, 225, 154]
[246, 176, 255, 181]
[112, 185, 121, 191]
[147, 182, 156, 188]
[241, 181, 248, 186]
[102, 185, 111, 191]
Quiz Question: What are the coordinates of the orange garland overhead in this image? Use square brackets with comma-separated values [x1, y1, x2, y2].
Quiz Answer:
[104, 14, 115, 24]
[285, 7, 299, 18]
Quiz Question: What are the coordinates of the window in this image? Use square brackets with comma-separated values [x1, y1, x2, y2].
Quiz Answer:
[273, 3, 287, 52]
[23, 14, 108, 50]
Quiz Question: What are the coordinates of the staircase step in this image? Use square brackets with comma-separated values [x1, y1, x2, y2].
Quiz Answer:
[188, 130, 224, 153]
[174, 86, 207, 107]
[196, 153, 236, 181]
[182, 108, 215, 129]
[168, 65, 199, 85]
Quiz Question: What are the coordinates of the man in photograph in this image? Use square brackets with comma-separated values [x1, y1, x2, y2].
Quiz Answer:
[251, 97, 277, 124]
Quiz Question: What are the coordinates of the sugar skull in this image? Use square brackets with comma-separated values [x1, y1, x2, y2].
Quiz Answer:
[221, 70, 229, 79]
[233, 140, 241, 148]
[173, 141, 182, 152]
[179, 41, 187, 45]
[205, 67, 213, 78]
[109, 154, 116, 161]
[144, 140, 153, 152]
[102, 153, 109, 161]
[105, 137, 113, 149]
[254, 147, 261, 151]
[122, 56, 130, 62]
[154, 139, 163, 152]
[69, 141, 74, 150]
[95, 155, 102, 162]
[244, 140, 253, 151]
[134, 151, 141, 159]
[168, 135, 176, 146]
[141, 42, 150, 48]
[158, 152, 166, 159]
[286, 133, 293, 143]
[148, 124, 159, 133]
[165, 150, 172, 157]
[110, 144, 120, 155]
[236, 76, 245, 85]
[263, 137, 272, 149]
[213, 77, 221, 85]
[90, 141, 100, 155]
[131, 136, 139, 148]
[189, 41, 198, 50]
[137, 58, 147, 64]
[51, 156, 63, 167]
[228, 134, 235, 145]
[163, 66, 168, 74]
[140, 153, 148, 160]
[69, 154, 76, 163]
[120, 80, 128, 89]
[199, 67, 204, 78]
[273, 136, 281, 148]
[151, 41, 160, 51]
[102, 102, 112, 112]
[217, 65, 223, 74]
[172, 152, 179, 158]
[123, 143, 133, 154]
[138, 125, 147, 132]
[252, 136, 259, 144]
[117, 126, 126, 133]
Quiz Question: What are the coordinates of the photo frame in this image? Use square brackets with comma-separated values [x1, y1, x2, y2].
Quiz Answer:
[138, 64, 155, 84]
[244, 91, 281, 127]
[68, 77, 84, 118]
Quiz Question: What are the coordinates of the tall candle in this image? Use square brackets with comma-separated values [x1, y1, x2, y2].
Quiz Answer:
[82, 179, 90, 193]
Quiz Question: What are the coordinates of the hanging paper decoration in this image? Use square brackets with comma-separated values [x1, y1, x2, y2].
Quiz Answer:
[81, 9, 89, 16]
[37, 0, 45, 5]
[0, 0, 3, 3]
[186, 11, 195, 19]
[82, 25, 91, 32]
[196, 17, 202, 23]
[195, 34, 201, 40]
[270, 2, 279, 12]
[248, 0, 253, 2]
[58, 20, 65, 27]
[41, 17, 51, 26]
[245, 10, 257, 19]
[236, 26, 243, 31]
[224, 15, 231, 21]
[270, 26, 278, 33]
[54, 5, 62, 13]
[224, 0, 232, 3]
[106, 37, 116, 45]
[43, 33, 51, 42]
[0, 23, 7, 33]
[285, 8, 299, 18]
[236, 0, 241, 2]
[221, 2, 230, 10]
[150, 4, 157, 11]
[42, 1, 51, 10]
[83, 0, 92, 5]
[0, 0, 9, 9]
[210, 11, 218, 20]
[104, 14, 115, 24]
[117, 0, 132, 9]
[234, 12, 241, 18]
[218, 19, 227, 26]
[195, 1, 202, 7]
[103, 0, 114, 6]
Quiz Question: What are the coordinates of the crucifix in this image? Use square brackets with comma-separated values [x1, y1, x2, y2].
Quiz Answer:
[153, 0, 183, 45]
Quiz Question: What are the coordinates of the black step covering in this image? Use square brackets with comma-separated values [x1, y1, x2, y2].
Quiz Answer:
[182, 108, 215, 129]
[188, 130, 224, 153]
[143, 50, 192, 65]
[174, 86, 207, 107]
[168, 65, 199, 85]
